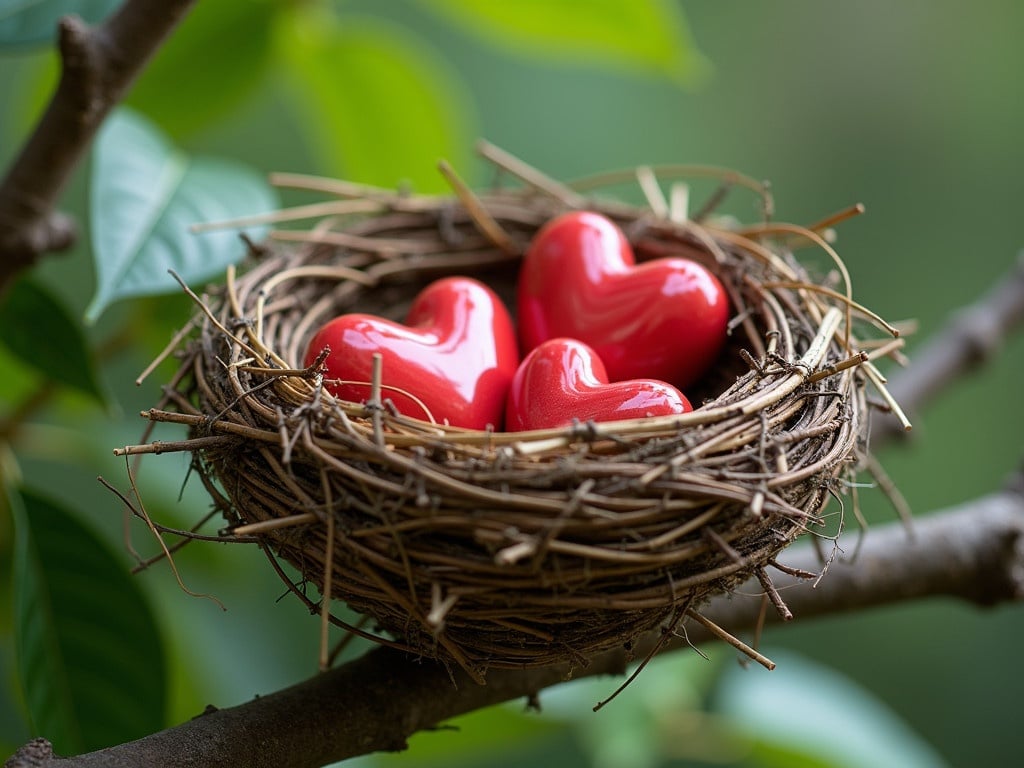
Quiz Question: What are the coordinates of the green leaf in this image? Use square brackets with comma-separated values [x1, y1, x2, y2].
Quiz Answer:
[0, 0, 119, 49]
[1, 480, 31, 751]
[714, 650, 948, 768]
[418, 0, 709, 86]
[0, 278, 105, 403]
[10, 487, 167, 755]
[86, 108, 277, 324]
[275, 8, 474, 192]
[0, 638, 31, 756]
[125, 0, 278, 138]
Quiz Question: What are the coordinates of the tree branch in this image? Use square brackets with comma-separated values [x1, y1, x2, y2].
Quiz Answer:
[10, 471, 1023, 768]
[0, 0, 197, 296]
[877, 251, 1024, 442]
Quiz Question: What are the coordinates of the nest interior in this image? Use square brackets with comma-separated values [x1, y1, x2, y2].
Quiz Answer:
[131, 159, 903, 681]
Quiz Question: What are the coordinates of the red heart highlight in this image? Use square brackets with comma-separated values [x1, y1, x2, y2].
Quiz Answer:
[505, 338, 691, 432]
[517, 211, 730, 389]
[303, 277, 518, 430]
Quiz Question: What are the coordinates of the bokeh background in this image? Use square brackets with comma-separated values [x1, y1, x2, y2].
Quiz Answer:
[2, 1, 1022, 766]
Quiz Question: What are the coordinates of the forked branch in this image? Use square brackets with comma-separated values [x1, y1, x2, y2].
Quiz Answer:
[0, 0, 198, 295]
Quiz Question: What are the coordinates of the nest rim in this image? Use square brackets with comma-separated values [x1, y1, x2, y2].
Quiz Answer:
[128, 152, 904, 681]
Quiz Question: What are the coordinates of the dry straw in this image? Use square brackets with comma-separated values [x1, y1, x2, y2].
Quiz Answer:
[119, 142, 908, 683]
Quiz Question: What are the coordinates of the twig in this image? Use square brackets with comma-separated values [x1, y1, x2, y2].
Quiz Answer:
[0, 0, 199, 296]
[98, 472, 225, 610]
[437, 159, 518, 254]
[475, 140, 587, 208]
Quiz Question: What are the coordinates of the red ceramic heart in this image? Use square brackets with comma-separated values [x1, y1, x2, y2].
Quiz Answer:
[505, 338, 692, 432]
[517, 211, 730, 389]
[303, 277, 518, 430]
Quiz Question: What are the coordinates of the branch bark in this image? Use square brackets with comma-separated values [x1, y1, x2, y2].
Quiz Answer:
[0, 0, 197, 296]
[9, 473, 1023, 768]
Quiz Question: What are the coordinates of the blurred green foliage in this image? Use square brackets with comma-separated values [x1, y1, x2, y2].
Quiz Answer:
[10, 488, 167, 755]
[1, 0, 1022, 765]
[0, 279, 104, 403]
[0, 0, 120, 47]
[86, 108, 276, 323]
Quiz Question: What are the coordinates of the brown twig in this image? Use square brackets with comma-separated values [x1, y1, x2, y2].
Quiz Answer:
[9, 474, 1023, 768]
[0, 0, 199, 296]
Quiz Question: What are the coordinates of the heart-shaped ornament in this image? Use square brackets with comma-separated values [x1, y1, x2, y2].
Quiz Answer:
[505, 338, 691, 432]
[303, 277, 518, 430]
[518, 211, 730, 389]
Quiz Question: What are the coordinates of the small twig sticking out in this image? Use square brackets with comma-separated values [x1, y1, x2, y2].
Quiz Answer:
[692, 181, 731, 223]
[135, 318, 197, 386]
[593, 605, 690, 712]
[685, 609, 775, 670]
[437, 159, 518, 255]
[760, 179, 775, 221]
[755, 567, 793, 621]
[426, 583, 459, 630]
[167, 269, 265, 362]
[98, 470, 225, 610]
[636, 165, 669, 219]
[369, 353, 385, 447]
[703, 526, 745, 564]
[864, 336, 908, 365]
[669, 182, 690, 224]
[751, 593, 770, 658]
[805, 202, 866, 234]
[232, 513, 318, 536]
[863, 362, 913, 433]
[475, 139, 588, 208]
[268, 172, 395, 199]
[862, 453, 914, 536]
[112, 435, 235, 458]
[748, 221, 856, 349]
[570, 164, 772, 219]
[767, 557, 819, 581]
[807, 351, 869, 383]
[129, 510, 253, 575]
[191, 199, 384, 233]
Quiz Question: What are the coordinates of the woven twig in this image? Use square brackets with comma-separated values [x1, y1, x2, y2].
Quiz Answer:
[120, 154, 903, 681]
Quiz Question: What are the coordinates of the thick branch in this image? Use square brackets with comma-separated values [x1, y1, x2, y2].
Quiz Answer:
[11, 474, 1023, 768]
[0, 0, 197, 295]
[877, 251, 1024, 442]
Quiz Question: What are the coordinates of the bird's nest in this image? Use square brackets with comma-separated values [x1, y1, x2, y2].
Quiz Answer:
[120, 144, 908, 683]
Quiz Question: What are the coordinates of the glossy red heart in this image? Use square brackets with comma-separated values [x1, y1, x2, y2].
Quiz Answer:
[303, 277, 518, 430]
[518, 211, 730, 389]
[505, 338, 692, 432]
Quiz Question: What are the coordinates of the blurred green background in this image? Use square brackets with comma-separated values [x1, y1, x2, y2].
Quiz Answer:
[1, 1, 1022, 766]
